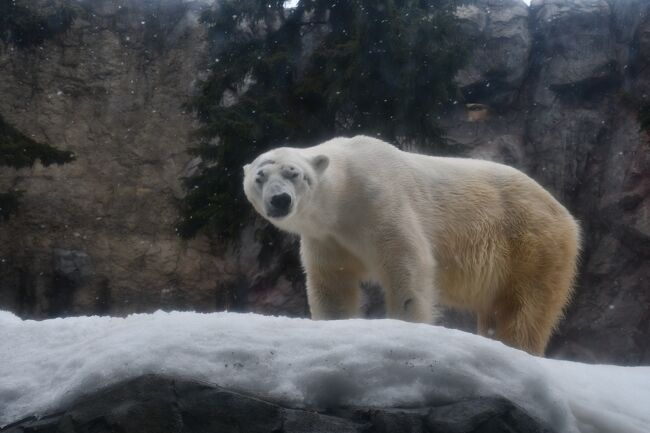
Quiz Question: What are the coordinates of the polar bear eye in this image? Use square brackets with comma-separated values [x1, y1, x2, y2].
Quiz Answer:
[282, 166, 300, 180]
[255, 170, 265, 185]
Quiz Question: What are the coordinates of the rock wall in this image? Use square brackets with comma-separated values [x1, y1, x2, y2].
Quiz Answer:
[0, 0, 648, 364]
[0, 0, 225, 316]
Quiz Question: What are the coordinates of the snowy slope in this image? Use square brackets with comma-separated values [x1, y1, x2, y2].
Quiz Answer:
[0, 311, 648, 432]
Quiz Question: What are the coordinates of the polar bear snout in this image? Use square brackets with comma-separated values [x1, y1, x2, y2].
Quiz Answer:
[268, 193, 292, 218]
[262, 177, 296, 219]
[242, 152, 316, 224]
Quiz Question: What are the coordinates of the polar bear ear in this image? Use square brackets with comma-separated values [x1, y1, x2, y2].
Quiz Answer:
[311, 155, 329, 174]
[243, 163, 251, 174]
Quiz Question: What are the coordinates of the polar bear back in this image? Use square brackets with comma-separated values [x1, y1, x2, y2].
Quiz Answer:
[299, 135, 570, 229]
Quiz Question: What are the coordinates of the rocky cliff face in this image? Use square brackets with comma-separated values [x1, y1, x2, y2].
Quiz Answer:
[0, 0, 226, 315]
[0, 0, 648, 364]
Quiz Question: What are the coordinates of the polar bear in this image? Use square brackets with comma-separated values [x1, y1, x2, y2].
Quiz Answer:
[243, 136, 580, 355]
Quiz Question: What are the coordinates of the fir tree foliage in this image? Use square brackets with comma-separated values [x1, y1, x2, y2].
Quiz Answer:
[0, 115, 75, 220]
[639, 102, 650, 141]
[0, 191, 21, 221]
[621, 92, 650, 144]
[179, 0, 467, 240]
[0, 0, 76, 48]
[0, 116, 75, 168]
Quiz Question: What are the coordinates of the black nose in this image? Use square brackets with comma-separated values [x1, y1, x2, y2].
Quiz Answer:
[270, 193, 292, 216]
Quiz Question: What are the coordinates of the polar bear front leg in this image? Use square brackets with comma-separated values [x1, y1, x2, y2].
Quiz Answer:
[378, 237, 437, 324]
[300, 237, 366, 320]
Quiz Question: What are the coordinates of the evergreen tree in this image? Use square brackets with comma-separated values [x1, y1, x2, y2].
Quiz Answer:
[0, 0, 76, 48]
[179, 0, 467, 241]
[639, 102, 650, 140]
[0, 115, 74, 220]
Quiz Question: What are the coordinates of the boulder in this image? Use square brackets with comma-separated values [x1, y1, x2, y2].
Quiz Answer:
[1, 375, 554, 433]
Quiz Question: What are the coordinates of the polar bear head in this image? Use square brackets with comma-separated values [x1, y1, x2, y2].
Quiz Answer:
[243, 147, 329, 228]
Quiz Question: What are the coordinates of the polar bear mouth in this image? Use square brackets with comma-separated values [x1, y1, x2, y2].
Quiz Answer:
[266, 207, 292, 219]
[267, 210, 290, 219]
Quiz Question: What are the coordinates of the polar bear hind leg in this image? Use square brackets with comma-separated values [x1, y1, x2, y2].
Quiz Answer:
[482, 241, 577, 355]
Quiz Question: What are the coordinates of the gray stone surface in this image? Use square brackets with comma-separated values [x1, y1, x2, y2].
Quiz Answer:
[52, 248, 92, 285]
[455, 0, 531, 107]
[0, 375, 554, 433]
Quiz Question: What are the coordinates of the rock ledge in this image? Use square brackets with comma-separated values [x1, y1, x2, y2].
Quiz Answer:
[1, 375, 554, 433]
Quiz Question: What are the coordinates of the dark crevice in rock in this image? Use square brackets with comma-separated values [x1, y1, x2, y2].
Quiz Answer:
[549, 69, 622, 105]
[94, 278, 111, 315]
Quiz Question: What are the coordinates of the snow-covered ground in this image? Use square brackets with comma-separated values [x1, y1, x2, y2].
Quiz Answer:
[0, 311, 648, 432]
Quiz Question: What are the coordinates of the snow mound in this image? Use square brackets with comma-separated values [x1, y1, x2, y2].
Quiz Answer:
[1, 311, 648, 433]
